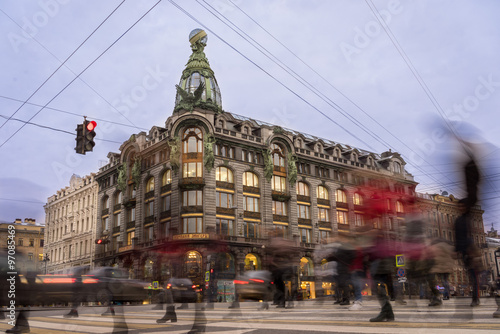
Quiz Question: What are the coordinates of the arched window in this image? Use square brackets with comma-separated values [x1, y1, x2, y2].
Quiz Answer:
[243, 172, 259, 188]
[353, 192, 363, 205]
[317, 186, 329, 200]
[102, 196, 110, 209]
[182, 127, 203, 178]
[297, 182, 310, 196]
[244, 253, 260, 271]
[216, 166, 234, 183]
[396, 200, 404, 213]
[146, 177, 155, 192]
[162, 170, 172, 185]
[271, 143, 285, 169]
[336, 189, 347, 203]
[394, 161, 402, 174]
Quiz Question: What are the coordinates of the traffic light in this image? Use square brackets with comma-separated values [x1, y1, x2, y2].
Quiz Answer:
[75, 123, 85, 154]
[84, 120, 97, 153]
[95, 238, 103, 244]
[95, 237, 110, 244]
[75, 119, 97, 155]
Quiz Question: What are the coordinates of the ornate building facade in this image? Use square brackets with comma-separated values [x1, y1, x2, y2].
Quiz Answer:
[43, 174, 98, 274]
[93, 29, 418, 299]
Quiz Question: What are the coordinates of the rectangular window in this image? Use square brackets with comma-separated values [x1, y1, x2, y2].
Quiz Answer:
[182, 217, 203, 234]
[128, 208, 136, 222]
[272, 201, 288, 216]
[216, 191, 234, 208]
[18, 238, 23, 246]
[29, 239, 34, 247]
[336, 210, 348, 225]
[162, 221, 171, 238]
[271, 175, 287, 192]
[183, 190, 203, 206]
[300, 228, 311, 243]
[354, 213, 364, 226]
[162, 194, 171, 212]
[183, 162, 202, 178]
[40, 239, 44, 247]
[243, 196, 260, 212]
[102, 217, 110, 231]
[319, 230, 330, 244]
[145, 201, 154, 217]
[244, 221, 260, 238]
[127, 230, 135, 245]
[216, 218, 235, 236]
[297, 204, 310, 219]
[28, 253, 33, 261]
[273, 224, 288, 238]
[318, 208, 330, 222]
[144, 226, 154, 242]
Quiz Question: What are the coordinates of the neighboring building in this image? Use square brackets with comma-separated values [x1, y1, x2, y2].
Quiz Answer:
[43, 174, 98, 274]
[415, 192, 487, 296]
[0, 218, 45, 273]
[485, 225, 500, 285]
[93, 29, 417, 300]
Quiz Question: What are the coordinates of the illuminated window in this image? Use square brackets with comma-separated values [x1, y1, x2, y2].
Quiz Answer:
[243, 172, 259, 187]
[337, 210, 348, 225]
[297, 182, 309, 196]
[318, 208, 330, 222]
[216, 166, 233, 183]
[243, 196, 260, 212]
[317, 186, 329, 200]
[162, 170, 172, 185]
[216, 191, 233, 208]
[272, 175, 287, 192]
[300, 229, 312, 243]
[182, 127, 203, 178]
[298, 204, 310, 219]
[396, 201, 404, 213]
[272, 201, 288, 216]
[182, 190, 203, 206]
[271, 143, 285, 168]
[336, 189, 347, 203]
[353, 193, 363, 205]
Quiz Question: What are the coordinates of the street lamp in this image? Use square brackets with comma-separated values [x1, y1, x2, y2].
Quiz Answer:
[42, 253, 50, 274]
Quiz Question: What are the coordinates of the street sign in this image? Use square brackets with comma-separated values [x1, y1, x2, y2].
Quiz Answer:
[396, 254, 405, 267]
[152, 281, 159, 289]
[205, 270, 210, 282]
[398, 277, 407, 283]
[397, 267, 406, 277]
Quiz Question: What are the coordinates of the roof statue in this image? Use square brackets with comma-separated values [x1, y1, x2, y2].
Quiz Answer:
[174, 29, 222, 114]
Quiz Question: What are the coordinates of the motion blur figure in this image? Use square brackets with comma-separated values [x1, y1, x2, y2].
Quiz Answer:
[454, 143, 482, 307]
[64, 266, 85, 318]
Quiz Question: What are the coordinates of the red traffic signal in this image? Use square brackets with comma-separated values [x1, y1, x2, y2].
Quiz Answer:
[95, 239, 103, 244]
[86, 120, 97, 131]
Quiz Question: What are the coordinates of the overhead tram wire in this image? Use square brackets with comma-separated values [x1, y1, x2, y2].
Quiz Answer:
[0, 114, 122, 144]
[0, 1, 126, 131]
[196, 0, 450, 191]
[364, 0, 499, 199]
[196, 0, 388, 150]
[0, 95, 149, 131]
[169, 0, 383, 153]
[0, 2, 143, 133]
[0, 0, 162, 149]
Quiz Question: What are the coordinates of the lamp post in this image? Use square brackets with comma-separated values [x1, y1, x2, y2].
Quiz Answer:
[42, 253, 50, 274]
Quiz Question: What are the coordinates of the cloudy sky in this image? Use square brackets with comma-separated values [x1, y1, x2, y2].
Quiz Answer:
[1, 0, 499, 230]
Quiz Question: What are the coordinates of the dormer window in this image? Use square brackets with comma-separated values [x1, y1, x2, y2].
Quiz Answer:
[297, 139, 302, 149]
[243, 126, 249, 135]
[394, 161, 402, 174]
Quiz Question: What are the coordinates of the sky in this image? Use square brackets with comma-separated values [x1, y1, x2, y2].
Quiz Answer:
[0, 0, 499, 230]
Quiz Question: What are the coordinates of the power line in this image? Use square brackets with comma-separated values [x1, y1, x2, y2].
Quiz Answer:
[0, 1, 126, 130]
[0, 114, 123, 144]
[0, 95, 148, 131]
[0, 0, 162, 149]
[0, 198, 45, 205]
[199, 0, 453, 193]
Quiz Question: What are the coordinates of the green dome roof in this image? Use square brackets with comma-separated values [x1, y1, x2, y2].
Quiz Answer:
[174, 29, 222, 113]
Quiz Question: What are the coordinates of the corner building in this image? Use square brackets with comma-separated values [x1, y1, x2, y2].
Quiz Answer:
[94, 29, 418, 299]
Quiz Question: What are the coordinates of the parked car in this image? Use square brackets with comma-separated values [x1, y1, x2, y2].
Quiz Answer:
[83, 267, 149, 304]
[234, 270, 273, 301]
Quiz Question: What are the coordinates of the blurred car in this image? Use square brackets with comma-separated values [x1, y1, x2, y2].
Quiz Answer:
[234, 270, 273, 301]
[166, 278, 198, 303]
[83, 267, 148, 304]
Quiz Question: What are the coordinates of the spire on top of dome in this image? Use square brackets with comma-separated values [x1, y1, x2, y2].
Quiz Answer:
[174, 29, 222, 113]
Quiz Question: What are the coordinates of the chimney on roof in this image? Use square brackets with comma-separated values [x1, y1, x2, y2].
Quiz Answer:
[15, 218, 22, 224]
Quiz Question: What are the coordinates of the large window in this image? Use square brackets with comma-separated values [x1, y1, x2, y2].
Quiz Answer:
[297, 182, 309, 196]
[272, 175, 287, 192]
[182, 217, 203, 233]
[336, 189, 347, 203]
[297, 204, 310, 219]
[216, 191, 233, 208]
[243, 172, 259, 187]
[271, 143, 285, 169]
[244, 221, 260, 238]
[216, 166, 234, 183]
[300, 228, 312, 243]
[146, 177, 155, 192]
[353, 192, 363, 205]
[216, 218, 235, 236]
[182, 127, 203, 178]
[161, 194, 171, 212]
[272, 201, 287, 216]
[318, 207, 330, 222]
[145, 201, 154, 217]
[317, 186, 329, 200]
[354, 213, 364, 226]
[396, 200, 404, 213]
[183, 190, 203, 206]
[337, 210, 348, 225]
[243, 196, 260, 212]
[162, 169, 172, 185]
